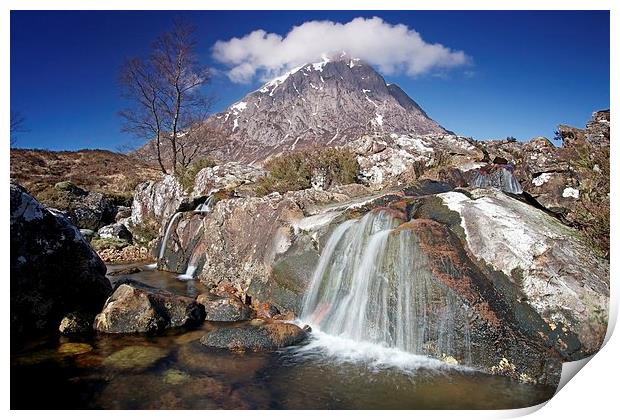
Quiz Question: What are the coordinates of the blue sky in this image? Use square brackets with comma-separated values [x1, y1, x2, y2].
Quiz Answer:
[10, 10, 609, 151]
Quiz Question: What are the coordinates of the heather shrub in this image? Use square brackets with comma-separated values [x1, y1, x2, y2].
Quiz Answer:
[255, 148, 359, 195]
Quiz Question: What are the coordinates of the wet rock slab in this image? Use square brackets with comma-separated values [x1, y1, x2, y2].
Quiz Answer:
[94, 280, 205, 334]
[200, 320, 308, 351]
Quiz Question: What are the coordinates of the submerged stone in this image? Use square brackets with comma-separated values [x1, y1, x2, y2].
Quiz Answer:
[200, 321, 308, 351]
[163, 368, 191, 385]
[57, 342, 93, 356]
[176, 341, 268, 382]
[102, 345, 169, 370]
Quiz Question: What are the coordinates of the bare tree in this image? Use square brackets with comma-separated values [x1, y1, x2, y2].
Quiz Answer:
[119, 19, 211, 175]
[10, 111, 28, 146]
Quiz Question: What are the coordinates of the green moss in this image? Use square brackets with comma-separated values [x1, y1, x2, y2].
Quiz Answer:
[91, 237, 130, 251]
[411, 196, 466, 241]
[128, 221, 159, 247]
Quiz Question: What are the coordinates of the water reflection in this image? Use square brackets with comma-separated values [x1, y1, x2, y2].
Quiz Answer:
[10, 265, 557, 409]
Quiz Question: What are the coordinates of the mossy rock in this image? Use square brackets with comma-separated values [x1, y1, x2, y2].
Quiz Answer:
[163, 368, 191, 385]
[91, 237, 131, 251]
[102, 345, 169, 370]
[57, 342, 93, 356]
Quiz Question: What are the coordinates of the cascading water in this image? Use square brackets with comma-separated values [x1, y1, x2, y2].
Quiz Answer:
[301, 210, 472, 364]
[194, 195, 216, 214]
[469, 165, 523, 194]
[158, 211, 184, 262]
[157, 194, 216, 269]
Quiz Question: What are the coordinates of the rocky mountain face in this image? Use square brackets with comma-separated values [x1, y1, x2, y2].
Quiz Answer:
[137, 56, 450, 164]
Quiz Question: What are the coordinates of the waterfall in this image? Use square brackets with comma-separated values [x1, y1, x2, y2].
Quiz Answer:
[178, 265, 197, 280]
[301, 210, 472, 363]
[158, 211, 184, 262]
[194, 195, 216, 214]
[469, 165, 523, 194]
[157, 194, 215, 267]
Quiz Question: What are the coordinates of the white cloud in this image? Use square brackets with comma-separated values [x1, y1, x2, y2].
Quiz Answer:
[212, 17, 470, 83]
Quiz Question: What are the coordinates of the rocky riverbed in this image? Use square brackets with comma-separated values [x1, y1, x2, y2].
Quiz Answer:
[11, 264, 556, 409]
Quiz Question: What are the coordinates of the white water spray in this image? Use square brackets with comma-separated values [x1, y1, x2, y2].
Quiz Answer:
[301, 210, 472, 364]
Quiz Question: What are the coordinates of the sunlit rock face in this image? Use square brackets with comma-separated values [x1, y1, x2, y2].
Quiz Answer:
[299, 209, 565, 385]
[10, 183, 112, 340]
[439, 188, 609, 357]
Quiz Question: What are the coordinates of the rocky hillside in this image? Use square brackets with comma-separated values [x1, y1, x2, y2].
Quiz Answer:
[136, 56, 450, 164]
[10, 148, 161, 197]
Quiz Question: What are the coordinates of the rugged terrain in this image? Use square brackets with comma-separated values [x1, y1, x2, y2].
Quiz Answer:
[136, 56, 450, 164]
[10, 148, 160, 197]
[9, 56, 610, 392]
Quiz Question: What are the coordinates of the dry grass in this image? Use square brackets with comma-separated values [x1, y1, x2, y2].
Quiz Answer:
[10, 148, 161, 197]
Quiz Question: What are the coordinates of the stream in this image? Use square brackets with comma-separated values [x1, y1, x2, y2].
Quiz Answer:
[10, 263, 557, 409]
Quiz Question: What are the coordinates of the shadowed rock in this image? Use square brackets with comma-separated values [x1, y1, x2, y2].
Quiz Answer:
[200, 321, 308, 351]
[94, 280, 205, 333]
[10, 182, 112, 342]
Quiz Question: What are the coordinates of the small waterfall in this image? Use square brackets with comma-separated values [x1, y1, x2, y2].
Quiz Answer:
[178, 265, 197, 280]
[158, 211, 184, 262]
[194, 195, 216, 214]
[157, 194, 215, 267]
[469, 165, 523, 194]
[301, 210, 471, 363]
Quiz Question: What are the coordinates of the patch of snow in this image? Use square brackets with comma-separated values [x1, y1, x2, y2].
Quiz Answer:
[291, 135, 301, 150]
[259, 64, 304, 96]
[232, 118, 239, 131]
[312, 55, 330, 72]
[374, 113, 384, 126]
[365, 95, 378, 107]
[562, 187, 580, 199]
[230, 101, 247, 113]
[362, 89, 371, 93]
[532, 173, 552, 187]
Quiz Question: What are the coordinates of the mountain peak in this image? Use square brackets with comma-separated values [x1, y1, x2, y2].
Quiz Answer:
[195, 59, 450, 163]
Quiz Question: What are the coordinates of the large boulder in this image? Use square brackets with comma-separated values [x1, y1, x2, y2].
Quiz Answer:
[191, 162, 266, 198]
[70, 191, 117, 231]
[196, 294, 253, 322]
[200, 320, 308, 351]
[94, 280, 205, 333]
[438, 188, 609, 357]
[40, 181, 117, 231]
[10, 183, 112, 340]
[349, 133, 479, 188]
